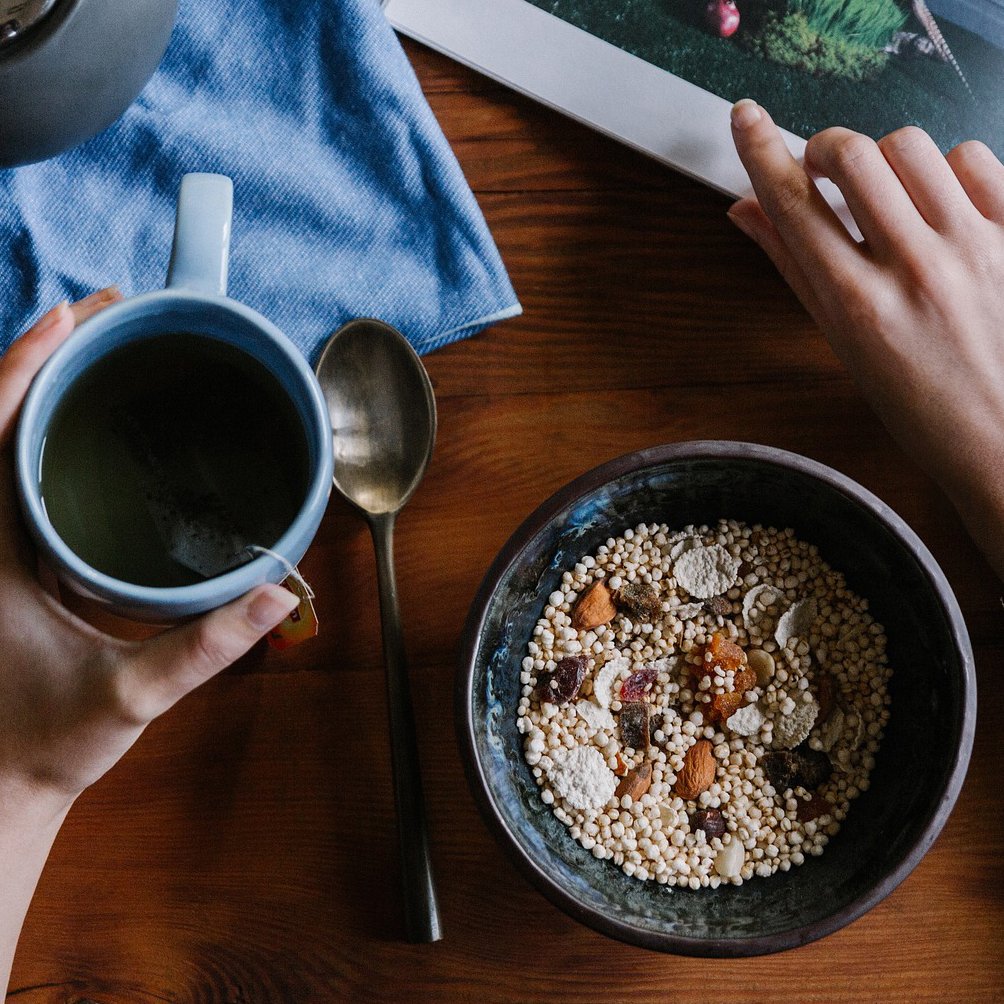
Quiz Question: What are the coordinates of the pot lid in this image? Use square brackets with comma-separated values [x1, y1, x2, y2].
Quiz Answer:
[1, 0, 61, 46]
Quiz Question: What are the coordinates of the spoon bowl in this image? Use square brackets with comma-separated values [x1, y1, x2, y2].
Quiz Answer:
[315, 318, 436, 516]
[315, 317, 442, 943]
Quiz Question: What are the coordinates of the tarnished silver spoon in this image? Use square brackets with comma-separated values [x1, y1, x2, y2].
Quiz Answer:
[315, 318, 442, 943]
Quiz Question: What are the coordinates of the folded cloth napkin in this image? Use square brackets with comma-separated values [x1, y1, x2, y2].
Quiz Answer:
[0, 0, 520, 359]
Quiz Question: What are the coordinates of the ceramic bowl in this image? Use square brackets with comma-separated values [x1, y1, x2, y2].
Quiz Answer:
[458, 441, 975, 956]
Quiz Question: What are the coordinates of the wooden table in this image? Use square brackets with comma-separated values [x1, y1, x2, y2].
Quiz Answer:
[10, 39, 1004, 1003]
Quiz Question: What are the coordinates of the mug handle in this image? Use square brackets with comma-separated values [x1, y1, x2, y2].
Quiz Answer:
[166, 173, 233, 296]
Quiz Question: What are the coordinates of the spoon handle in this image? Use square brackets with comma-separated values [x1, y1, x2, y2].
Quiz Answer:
[370, 512, 443, 943]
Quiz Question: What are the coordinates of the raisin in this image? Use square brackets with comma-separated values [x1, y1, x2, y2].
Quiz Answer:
[815, 671, 837, 722]
[620, 667, 658, 701]
[796, 793, 833, 822]
[691, 807, 727, 839]
[704, 595, 732, 617]
[616, 580, 661, 621]
[620, 701, 651, 750]
[538, 655, 587, 705]
[761, 748, 832, 792]
[791, 745, 832, 788]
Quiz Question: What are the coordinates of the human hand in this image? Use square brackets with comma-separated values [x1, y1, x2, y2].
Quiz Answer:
[728, 100, 1004, 579]
[0, 292, 300, 811]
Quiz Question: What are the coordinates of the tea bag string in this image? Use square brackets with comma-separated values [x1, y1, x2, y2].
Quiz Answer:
[244, 545, 315, 599]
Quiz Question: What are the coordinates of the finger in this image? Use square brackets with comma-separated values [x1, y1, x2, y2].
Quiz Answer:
[877, 126, 976, 233]
[945, 140, 1004, 223]
[727, 198, 827, 322]
[0, 287, 123, 447]
[119, 585, 300, 719]
[804, 127, 926, 256]
[730, 100, 863, 284]
[0, 302, 75, 445]
[69, 285, 122, 325]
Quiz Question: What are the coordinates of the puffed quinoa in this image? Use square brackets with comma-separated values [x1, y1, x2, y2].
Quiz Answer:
[519, 520, 891, 888]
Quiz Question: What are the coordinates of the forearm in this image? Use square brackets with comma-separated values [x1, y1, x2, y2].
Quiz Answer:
[0, 780, 72, 997]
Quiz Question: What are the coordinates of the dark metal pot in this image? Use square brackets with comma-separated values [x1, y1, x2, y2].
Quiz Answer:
[0, 0, 178, 168]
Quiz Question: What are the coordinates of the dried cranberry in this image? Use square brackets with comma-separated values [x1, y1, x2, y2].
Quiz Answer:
[620, 667, 658, 701]
[538, 655, 587, 705]
[691, 808, 727, 839]
[619, 701, 651, 750]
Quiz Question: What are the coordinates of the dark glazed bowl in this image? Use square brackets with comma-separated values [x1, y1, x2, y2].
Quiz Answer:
[458, 441, 975, 956]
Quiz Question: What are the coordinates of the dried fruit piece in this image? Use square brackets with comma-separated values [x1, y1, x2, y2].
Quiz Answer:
[796, 793, 833, 822]
[616, 580, 661, 621]
[815, 671, 837, 722]
[620, 701, 651, 750]
[761, 748, 831, 792]
[620, 667, 658, 701]
[709, 690, 742, 725]
[691, 807, 727, 839]
[772, 697, 819, 749]
[694, 631, 747, 687]
[704, 595, 732, 617]
[613, 752, 629, 777]
[775, 597, 818, 649]
[615, 762, 653, 800]
[674, 543, 740, 599]
[547, 746, 617, 811]
[572, 581, 617, 630]
[539, 656, 587, 705]
[747, 648, 775, 687]
[674, 739, 716, 799]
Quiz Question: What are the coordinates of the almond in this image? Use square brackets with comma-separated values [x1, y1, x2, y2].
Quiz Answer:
[615, 762, 652, 800]
[572, 581, 617, 630]
[674, 739, 716, 800]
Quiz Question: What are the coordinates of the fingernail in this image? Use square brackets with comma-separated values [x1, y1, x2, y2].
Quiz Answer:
[248, 586, 300, 631]
[34, 301, 69, 334]
[731, 99, 762, 130]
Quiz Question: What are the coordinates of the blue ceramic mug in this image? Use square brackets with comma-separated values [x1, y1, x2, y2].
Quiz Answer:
[15, 173, 333, 621]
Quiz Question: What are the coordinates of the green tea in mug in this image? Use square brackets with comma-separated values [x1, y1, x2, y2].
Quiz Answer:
[39, 333, 310, 587]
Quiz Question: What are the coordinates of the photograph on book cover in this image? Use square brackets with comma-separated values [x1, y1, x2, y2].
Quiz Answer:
[386, 0, 1003, 201]
[527, 1, 1004, 156]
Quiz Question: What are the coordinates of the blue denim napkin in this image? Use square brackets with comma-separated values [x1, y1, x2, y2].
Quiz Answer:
[0, 0, 520, 359]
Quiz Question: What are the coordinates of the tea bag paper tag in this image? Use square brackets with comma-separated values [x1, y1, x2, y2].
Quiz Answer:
[268, 571, 318, 650]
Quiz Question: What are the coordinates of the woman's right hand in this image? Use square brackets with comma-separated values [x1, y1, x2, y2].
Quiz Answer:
[728, 101, 1004, 579]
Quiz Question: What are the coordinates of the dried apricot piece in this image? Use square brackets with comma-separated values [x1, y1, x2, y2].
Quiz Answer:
[709, 689, 743, 725]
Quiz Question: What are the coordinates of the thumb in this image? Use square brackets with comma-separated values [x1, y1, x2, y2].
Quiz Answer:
[121, 584, 299, 719]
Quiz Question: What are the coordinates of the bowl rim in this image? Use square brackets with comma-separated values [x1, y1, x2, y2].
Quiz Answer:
[457, 440, 976, 956]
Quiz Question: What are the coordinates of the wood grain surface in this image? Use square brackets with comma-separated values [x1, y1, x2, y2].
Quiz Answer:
[9, 39, 1003, 1004]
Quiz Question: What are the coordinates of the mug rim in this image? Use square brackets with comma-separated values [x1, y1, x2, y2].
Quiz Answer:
[15, 289, 333, 618]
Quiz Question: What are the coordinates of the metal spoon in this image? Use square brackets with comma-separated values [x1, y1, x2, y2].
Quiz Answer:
[315, 317, 442, 943]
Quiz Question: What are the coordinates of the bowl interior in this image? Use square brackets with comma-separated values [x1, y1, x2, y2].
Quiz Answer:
[463, 448, 971, 954]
